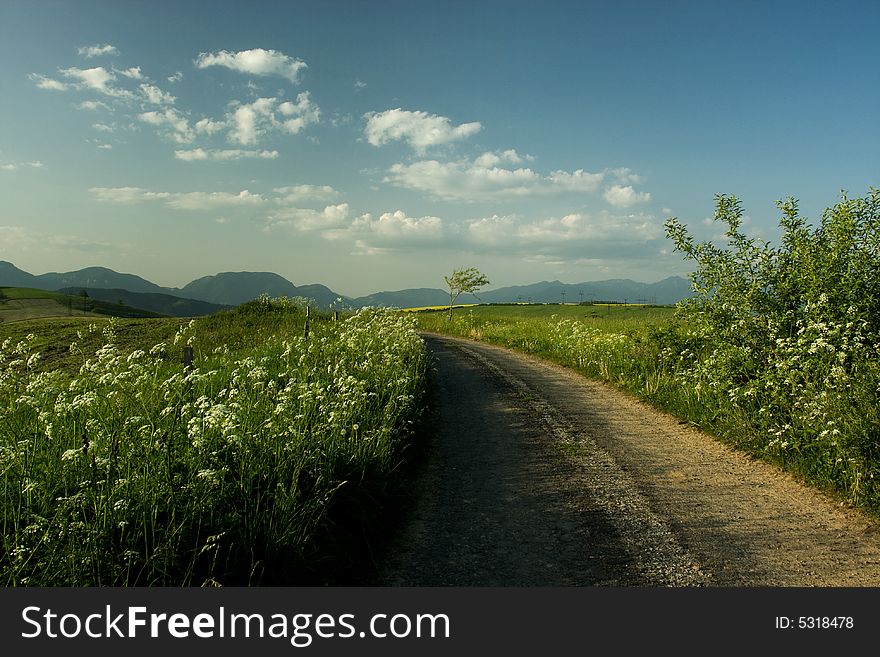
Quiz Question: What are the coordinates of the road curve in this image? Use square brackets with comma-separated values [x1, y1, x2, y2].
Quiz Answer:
[376, 333, 880, 586]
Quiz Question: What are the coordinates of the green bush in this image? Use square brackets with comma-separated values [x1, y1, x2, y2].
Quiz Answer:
[665, 189, 880, 505]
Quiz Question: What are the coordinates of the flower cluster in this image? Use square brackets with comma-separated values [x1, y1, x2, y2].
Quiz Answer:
[0, 305, 427, 586]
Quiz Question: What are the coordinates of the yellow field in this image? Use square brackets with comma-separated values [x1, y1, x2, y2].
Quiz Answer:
[401, 304, 479, 312]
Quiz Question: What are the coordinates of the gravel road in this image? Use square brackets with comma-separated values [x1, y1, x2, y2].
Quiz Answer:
[375, 333, 880, 586]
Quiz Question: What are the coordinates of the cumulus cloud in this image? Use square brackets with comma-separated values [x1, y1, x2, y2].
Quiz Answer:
[174, 148, 279, 161]
[273, 184, 339, 203]
[29, 74, 69, 91]
[78, 44, 118, 58]
[603, 184, 652, 208]
[138, 108, 194, 143]
[277, 92, 320, 134]
[363, 108, 482, 152]
[384, 151, 608, 201]
[89, 186, 265, 210]
[195, 48, 307, 83]
[194, 118, 226, 135]
[463, 211, 664, 257]
[267, 203, 350, 232]
[167, 71, 184, 83]
[228, 97, 276, 145]
[139, 83, 176, 106]
[118, 66, 143, 79]
[370, 210, 444, 242]
[57, 66, 134, 99]
[226, 94, 319, 145]
[78, 100, 111, 111]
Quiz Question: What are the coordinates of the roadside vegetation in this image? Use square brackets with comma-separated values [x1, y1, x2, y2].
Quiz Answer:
[1, 297, 427, 585]
[418, 189, 880, 515]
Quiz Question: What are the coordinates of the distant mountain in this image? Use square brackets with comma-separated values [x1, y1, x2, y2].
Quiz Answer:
[480, 276, 692, 305]
[36, 266, 171, 295]
[0, 261, 39, 288]
[351, 277, 692, 309]
[352, 288, 478, 309]
[296, 283, 346, 309]
[1, 263, 348, 309]
[59, 287, 228, 318]
[181, 272, 300, 306]
[0, 261, 693, 312]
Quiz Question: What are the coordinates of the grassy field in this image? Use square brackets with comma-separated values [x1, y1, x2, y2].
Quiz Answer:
[0, 287, 162, 323]
[416, 302, 880, 515]
[1, 297, 428, 585]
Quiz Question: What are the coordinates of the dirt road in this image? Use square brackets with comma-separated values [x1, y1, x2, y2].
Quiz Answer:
[376, 333, 880, 586]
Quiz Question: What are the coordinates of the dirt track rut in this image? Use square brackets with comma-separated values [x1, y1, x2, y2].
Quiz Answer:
[376, 334, 880, 586]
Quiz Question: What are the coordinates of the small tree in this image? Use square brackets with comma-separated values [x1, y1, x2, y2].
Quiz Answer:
[445, 267, 490, 320]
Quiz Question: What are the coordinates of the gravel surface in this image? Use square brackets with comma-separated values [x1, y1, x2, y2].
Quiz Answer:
[376, 334, 880, 586]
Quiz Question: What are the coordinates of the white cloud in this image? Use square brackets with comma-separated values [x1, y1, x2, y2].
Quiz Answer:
[473, 149, 531, 168]
[546, 169, 606, 193]
[118, 66, 143, 79]
[78, 100, 111, 111]
[267, 203, 350, 232]
[167, 71, 184, 83]
[195, 48, 307, 83]
[322, 210, 446, 248]
[194, 118, 226, 135]
[97, 143, 113, 150]
[29, 74, 69, 91]
[0, 160, 44, 172]
[138, 108, 194, 143]
[139, 83, 176, 106]
[92, 123, 113, 132]
[277, 92, 320, 135]
[354, 80, 367, 91]
[463, 211, 663, 256]
[226, 95, 319, 145]
[228, 97, 276, 145]
[363, 108, 482, 152]
[385, 152, 608, 201]
[273, 184, 339, 203]
[78, 44, 118, 58]
[165, 190, 264, 210]
[174, 148, 279, 161]
[59, 66, 133, 99]
[371, 210, 444, 242]
[603, 184, 652, 208]
[89, 186, 265, 210]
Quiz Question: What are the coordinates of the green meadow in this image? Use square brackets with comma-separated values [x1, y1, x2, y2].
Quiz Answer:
[1, 298, 427, 585]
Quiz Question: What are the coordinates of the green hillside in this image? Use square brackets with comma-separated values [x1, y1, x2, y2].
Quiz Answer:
[0, 287, 164, 322]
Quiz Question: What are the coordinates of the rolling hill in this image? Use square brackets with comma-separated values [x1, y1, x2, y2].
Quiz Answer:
[58, 287, 228, 317]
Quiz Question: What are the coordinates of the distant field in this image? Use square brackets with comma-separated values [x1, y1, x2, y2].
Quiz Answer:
[0, 297, 104, 323]
[414, 302, 675, 329]
[0, 287, 162, 323]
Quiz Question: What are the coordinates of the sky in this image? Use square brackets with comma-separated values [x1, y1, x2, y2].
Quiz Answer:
[1, 0, 878, 297]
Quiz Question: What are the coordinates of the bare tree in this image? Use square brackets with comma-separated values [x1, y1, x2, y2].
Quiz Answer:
[444, 267, 490, 320]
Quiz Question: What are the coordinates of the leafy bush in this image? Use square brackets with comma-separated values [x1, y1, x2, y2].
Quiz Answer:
[665, 189, 880, 504]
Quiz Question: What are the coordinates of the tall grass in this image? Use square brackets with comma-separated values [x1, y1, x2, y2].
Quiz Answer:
[1, 298, 427, 585]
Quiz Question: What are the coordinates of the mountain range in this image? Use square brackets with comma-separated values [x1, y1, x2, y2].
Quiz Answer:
[0, 261, 692, 312]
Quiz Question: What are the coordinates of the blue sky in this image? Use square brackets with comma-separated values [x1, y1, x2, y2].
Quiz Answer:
[1, 0, 878, 296]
